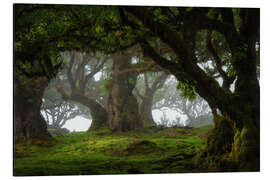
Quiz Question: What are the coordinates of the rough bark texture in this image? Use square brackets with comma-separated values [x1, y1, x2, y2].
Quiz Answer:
[107, 53, 143, 132]
[14, 75, 51, 140]
[124, 7, 260, 171]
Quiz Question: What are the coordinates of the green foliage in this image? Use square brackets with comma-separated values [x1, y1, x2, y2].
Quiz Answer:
[100, 77, 112, 95]
[14, 5, 128, 79]
[127, 77, 135, 85]
[14, 5, 72, 78]
[176, 80, 197, 101]
[232, 8, 241, 32]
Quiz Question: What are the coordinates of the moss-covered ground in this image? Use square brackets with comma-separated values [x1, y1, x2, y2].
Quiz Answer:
[14, 125, 213, 176]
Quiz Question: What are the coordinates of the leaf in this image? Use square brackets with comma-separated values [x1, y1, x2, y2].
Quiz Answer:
[95, 26, 103, 33]
[177, 80, 197, 101]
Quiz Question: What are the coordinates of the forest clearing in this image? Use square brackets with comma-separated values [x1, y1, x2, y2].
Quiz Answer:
[14, 126, 213, 175]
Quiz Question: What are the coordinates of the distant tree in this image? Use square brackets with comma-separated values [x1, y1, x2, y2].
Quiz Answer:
[106, 47, 157, 131]
[56, 51, 109, 130]
[171, 116, 182, 127]
[159, 112, 170, 127]
[41, 75, 92, 129]
[134, 71, 169, 126]
[42, 100, 83, 129]
[56, 48, 162, 132]
[152, 76, 213, 127]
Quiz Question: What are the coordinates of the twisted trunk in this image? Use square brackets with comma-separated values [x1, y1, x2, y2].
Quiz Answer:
[125, 7, 259, 171]
[14, 75, 51, 140]
[107, 53, 143, 132]
[56, 87, 108, 130]
[71, 94, 108, 130]
[140, 92, 155, 126]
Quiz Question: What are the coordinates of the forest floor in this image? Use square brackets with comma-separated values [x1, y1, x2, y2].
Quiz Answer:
[14, 125, 213, 176]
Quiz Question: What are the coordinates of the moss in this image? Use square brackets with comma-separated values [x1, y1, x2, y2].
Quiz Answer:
[14, 126, 206, 175]
[123, 140, 160, 156]
[91, 128, 112, 136]
[194, 114, 260, 172]
[230, 125, 259, 171]
[194, 115, 236, 171]
[206, 116, 234, 154]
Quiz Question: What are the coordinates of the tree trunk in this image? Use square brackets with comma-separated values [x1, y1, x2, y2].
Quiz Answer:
[14, 75, 51, 140]
[107, 53, 143, 132]
[63, 92, 108, 130]
[56, 83, 108, 130]
[195, 45, 259, 171]
[125, 7, 260, 171]
[78, 96, 108, 130]
[140, 92, 155, 126]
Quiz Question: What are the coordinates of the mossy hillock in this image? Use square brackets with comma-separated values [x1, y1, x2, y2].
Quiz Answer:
[14, 125, 213, 176]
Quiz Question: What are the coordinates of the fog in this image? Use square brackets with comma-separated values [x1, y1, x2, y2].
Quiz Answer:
[61, 109, 187, 132]
[41, 51, 215, 133]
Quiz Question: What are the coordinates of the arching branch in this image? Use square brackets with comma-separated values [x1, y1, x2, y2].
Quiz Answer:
[117, 61, 156, 75]
[206, 31, 235, 90]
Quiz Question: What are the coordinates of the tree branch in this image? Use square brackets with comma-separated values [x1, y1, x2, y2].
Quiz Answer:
[134, 87, 145, 100]
[151, 72, 169, 91]
[124, 7, 232, 113]
[67, 52, 76, 92]
[206, 31, 233, 90]
[117, 61, 156, 75]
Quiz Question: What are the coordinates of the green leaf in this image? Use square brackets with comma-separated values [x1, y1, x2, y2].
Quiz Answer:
[177, 80, 197, 101]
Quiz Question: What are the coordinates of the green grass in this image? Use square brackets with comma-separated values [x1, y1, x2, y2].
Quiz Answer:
[14, 125, 213, 176]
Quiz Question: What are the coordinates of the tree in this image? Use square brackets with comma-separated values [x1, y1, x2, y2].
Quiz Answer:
[57, 49, 158, 132]
[152, 76, 213, 127]
[56, 51, 109, 130]
[134, 71, 169, 125]
[14, 5, 67, 140]
[121, 7, 260, 171]
[106, 45, 165, 131]
[41, 97, 88, 130]
[14, 4, 137, 140]
[107, 52, 141, 131]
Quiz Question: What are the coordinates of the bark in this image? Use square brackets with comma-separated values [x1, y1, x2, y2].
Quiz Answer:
[57, 87, 108, 130]
[72, 94, 108, 130]
[140, 93, 155, 125]
[14, 75, 51, 140]
[136, 72, 168, 126]
[107, 53, 143, 131]
[56, 52, 108, 130]
[124, 7, 260, 171]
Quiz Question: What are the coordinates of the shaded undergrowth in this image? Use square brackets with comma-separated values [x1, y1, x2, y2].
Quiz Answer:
[14, 125, 213, 176]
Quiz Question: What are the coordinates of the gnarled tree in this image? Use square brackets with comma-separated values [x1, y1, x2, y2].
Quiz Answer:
[56, 51, 108, 130]
[122, 7, 260, 171]
[134, 71, 169, 126]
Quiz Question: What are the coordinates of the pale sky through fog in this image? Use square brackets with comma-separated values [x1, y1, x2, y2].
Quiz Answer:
[63, 116, 91, 132]
[62, 109, 186, 132]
